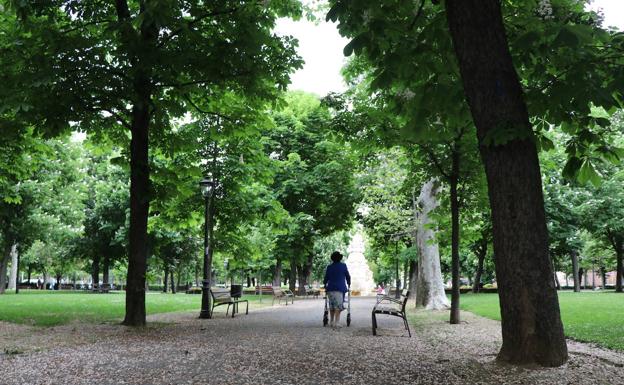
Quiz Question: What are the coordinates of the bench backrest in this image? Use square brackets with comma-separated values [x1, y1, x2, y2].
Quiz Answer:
[210, 287, 232, 303]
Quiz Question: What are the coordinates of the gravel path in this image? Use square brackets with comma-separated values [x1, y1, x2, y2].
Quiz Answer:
[1, 297, 623, 384]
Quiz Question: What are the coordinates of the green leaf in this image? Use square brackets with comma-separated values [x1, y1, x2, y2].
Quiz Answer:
[562, 156, 582, 180]
[577, 159, 601, 187]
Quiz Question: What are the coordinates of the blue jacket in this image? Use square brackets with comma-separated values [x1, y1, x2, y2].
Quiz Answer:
[323, 262, 351, 293]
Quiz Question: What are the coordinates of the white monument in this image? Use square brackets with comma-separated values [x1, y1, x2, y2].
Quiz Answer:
[346, 231, 375, 296]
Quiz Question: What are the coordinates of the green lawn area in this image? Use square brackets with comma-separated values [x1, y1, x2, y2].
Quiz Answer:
[460, 291, 624, 351]
[0, 290, 272, 327]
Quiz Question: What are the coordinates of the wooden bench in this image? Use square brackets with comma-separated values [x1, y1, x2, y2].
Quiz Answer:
[372, 290, 411, 337]
[272, 286, 294, 306]
[210, 287, 249, 318]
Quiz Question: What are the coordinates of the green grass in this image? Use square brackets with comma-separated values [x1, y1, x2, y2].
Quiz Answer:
[459, 291, 624, 351]
[0, 290, 272, 327]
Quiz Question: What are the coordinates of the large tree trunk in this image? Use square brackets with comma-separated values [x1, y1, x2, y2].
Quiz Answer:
[123, 101, 151, 326]
[609, 235, 624, 292]
[91, 255, 100, 289]
[288, 258, 297, 293]
[298, 255, 313, 296]
[407, 260, 418, 300]
[449, 151, 461, 324]
[55, 273, 62, 290]
[273, 258, 282, 287]
[115, 0, 156, 327]
[414, 179, 450, 310]
[445, 0, 567, 366]
[571, 251, 580, 292]
[402, 261, 409, 291]
[0, 256, 8, 294]
[102, 256, 110, 286]
[170, 270, 176, 294]
[8, 244, 18, 291]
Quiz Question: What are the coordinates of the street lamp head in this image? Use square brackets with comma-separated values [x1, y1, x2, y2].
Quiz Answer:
[199, 178, 214, 198]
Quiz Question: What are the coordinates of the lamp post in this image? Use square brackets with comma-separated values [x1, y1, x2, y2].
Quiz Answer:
[199, 178, 214, 319]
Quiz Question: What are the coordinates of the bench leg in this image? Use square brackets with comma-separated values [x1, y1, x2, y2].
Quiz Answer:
[403, 315, 411, 337]
[372, 312, 377, 336]
[246, 301, 249, 315]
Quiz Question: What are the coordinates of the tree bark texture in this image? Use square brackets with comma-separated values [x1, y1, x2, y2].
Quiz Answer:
[608, 234, 624, 292]
[8, 244, 17, 290]
[445, 0, 567, 366]
[102, 256, 110, 285]
[450, 151, 461, 324]
[123, 99, 150, 326]
[571, 251, 580, 292]
[170, 271, 176, 294]
[0, 246, 9, 294]
[414, 179, 450, 310]
[163, 267, 169, 293]
[91, 255, 100, 289]
[288, 258, 297, 293]
[273, 258, 282, 287]
[408, 260, 418, 300]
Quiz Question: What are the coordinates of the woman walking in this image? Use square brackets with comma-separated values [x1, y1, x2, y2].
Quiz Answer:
[323, 251, 351, 328]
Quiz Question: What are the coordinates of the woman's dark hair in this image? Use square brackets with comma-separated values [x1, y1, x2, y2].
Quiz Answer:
[330, 251, 343, 263]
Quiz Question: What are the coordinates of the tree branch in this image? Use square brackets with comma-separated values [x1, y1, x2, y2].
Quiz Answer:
[157, 7, 240, 48]
[408, 0, 427, 30]
[183, 95, 235, 122]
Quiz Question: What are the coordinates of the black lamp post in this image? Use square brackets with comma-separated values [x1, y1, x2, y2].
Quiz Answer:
[199, 178, 214, 319]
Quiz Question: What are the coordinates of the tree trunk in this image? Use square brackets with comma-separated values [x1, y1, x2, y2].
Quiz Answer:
[472, 243, 486, 293]
[414, 179, 450, 310]
[297, 263, 309, 296]
[449, 151, 461, 325]
[616, 243, 623, 293]
[123, 92, 151, 326]
[273, 258, 282, 287]
[115, 0, 157, 327]
[163, 267, 169, 293]
[56, 273, 62, 290]
[395, 248, 400, 299]
[554, 272, 561, 290]
[91, 255, 100, 289]
[102, 256, 110, 285]
[15, 252, 20, 294]
[445, 0, 567, 366]
[288, 258, 297, 293]
[571, 251, 580, 292]
[170, 270, 176, 294]
[408, 260, 418, 300]
[247, 275, 251, 288]
[402, 260, 409, 291]
[8, 244, 18, 291]
[0, 258, 8, 294]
